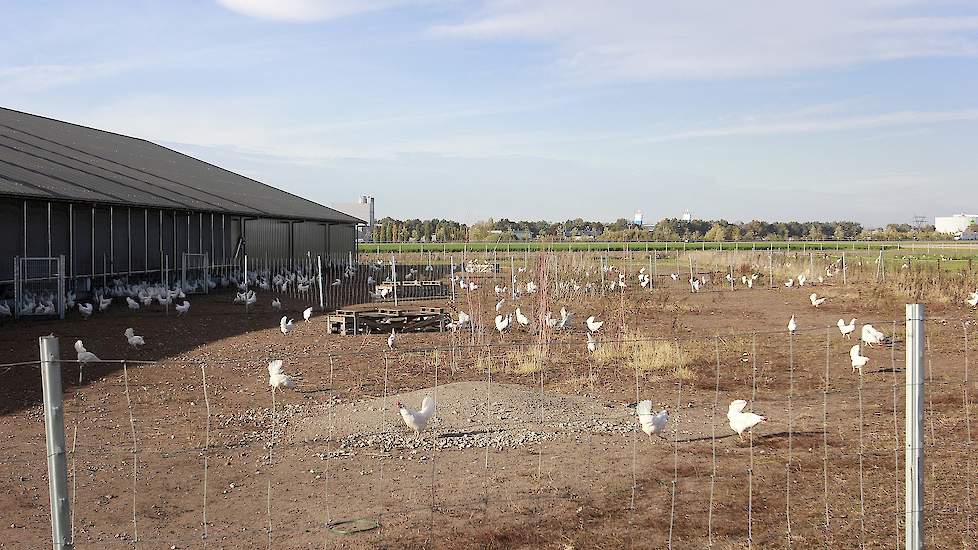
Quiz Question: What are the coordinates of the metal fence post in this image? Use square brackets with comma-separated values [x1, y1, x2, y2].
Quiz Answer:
[39, 335, 73, 550]
[390, 254, 398, 307]
[905, 303, 925, 550]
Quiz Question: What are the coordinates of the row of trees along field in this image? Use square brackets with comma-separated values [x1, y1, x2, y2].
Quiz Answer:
[371, 216, 945, 242]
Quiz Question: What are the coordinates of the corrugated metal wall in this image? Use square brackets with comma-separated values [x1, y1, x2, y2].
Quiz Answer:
[0, 196, 356, 285]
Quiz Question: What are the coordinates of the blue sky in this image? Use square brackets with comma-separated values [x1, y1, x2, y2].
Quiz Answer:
[2, 1, 977, 226]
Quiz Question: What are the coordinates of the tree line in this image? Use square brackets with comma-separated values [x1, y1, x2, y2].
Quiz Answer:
[371, 216, 943, 242]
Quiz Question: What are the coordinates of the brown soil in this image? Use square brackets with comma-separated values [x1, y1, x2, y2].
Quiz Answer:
[1, 279, 976, 549]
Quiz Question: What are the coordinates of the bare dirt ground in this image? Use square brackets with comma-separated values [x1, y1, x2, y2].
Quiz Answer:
[1, 275, 976, 549]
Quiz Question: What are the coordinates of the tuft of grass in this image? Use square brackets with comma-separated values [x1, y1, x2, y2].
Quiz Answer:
[506, 345, 549, 375]
[624, 338, 697, 374]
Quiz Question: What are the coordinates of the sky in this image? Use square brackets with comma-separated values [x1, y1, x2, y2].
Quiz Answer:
[2, 1, 977, 226]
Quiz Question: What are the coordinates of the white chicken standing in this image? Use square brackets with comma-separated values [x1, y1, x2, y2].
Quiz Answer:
[75, 339, 99, 382]
[636, 400, 669, 443]
[968, 290, 978, 308]
[787, 315, 797, 334]
[586, 332, 597, 353]
[175, 300, 190, 316]
[303, 307, 313, 322]
[850, 344, 869, 374]
[809, 293, 826, 307]
[515, 307, 531, 328]
[78, 303, 93, 319]
[124, 328, 145, 349]
[271, 298, 282, 311]
[727, 399, 767, 442]
[397, 395, 436, 440]
[387, 329, 396, 350]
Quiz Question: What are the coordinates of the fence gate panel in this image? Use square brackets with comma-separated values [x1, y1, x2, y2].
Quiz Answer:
[13, 256, 65, 319]
[181, 253, 209, 294]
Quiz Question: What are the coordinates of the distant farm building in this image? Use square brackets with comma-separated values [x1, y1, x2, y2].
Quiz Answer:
[0, 107, 363, 293]
[934, 214, 978, 236]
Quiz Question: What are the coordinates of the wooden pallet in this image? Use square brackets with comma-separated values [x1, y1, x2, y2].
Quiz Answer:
[325, 306, 448, 335]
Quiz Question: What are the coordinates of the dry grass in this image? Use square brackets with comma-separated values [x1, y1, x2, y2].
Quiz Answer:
[590, 330, 701, 380]
[505, 344, 549, 374]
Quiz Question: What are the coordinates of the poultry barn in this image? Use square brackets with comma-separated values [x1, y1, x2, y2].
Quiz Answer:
[0, 107, 363, 318]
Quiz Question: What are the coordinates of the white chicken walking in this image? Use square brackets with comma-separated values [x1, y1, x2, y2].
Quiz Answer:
[397, 395, 436, 440]
[727, 399, 767, 442]
[636, 400, 669, 443]
[267, 360, 295, 390]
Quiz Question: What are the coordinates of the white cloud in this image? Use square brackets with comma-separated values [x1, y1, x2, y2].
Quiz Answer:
[215, 0, 410, 22]
[433, 1, 978, 80]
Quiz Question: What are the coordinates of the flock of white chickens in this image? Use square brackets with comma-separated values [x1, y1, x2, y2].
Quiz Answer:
[41, 255, 978, 448]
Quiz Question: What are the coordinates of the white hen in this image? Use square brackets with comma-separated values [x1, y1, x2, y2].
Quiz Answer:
[787, 315, 797, 334]
[494, 314, 510, 334]
[861, 324, 888, 347]
[850, 344, 869, 374]
[837, 318, 856, 339]
[809, 293, 826, 307]
[586, 316, 604, 333]
[727, 399, 767, 441]
[280, 316, 295, 335]
[387, 329, 396, 350]
[175, 301, 190, 316]
[968, 290, 978, 308]
[398, 395, 436, 439]
[636, 400, 669, 442]
[586, 332, 597, 353]
[124, 327, 145, 348]
[78, 303, 93, 319]
[515, 307, 531, 328]
[302, 307, 313, 322]
[267, 360, 295, 389]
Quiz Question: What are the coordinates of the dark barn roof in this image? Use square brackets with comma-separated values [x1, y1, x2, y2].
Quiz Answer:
[0, 107, 362, 224]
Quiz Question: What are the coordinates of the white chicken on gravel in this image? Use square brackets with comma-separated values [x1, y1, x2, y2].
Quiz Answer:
[303, 307, 313, 322]
[837, 318, 856, 339]
[787, 316, 797, 334]
[175, 300, 190, 316]
[124, 328, 145, 349]
[727, 399, 767, 442]
[809, 293, 826, 307]
[387, 329, 396, 350]
[850, 344, 869, 374]
[968, 290, 978, 308]
[636, 400, 669, 442]
[515, 307, 531, 328]
[397, 395, 436, 440]
[75, 340, 99, 382]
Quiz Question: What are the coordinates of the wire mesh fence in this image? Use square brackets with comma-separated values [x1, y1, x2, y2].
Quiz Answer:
[2, 315, 975, 548]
